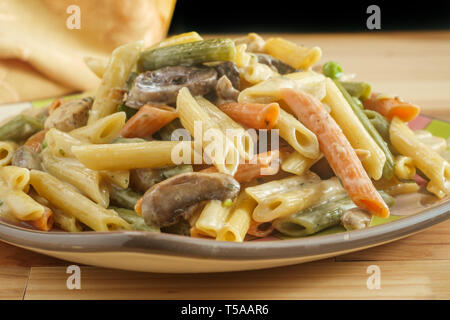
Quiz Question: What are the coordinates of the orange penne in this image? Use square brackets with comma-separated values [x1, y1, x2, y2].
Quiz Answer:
[200, 150, 280, 183]
[219, 102, 280, 129]
[281, 88, 389, 218]
[25, 129, 48, 153]
[120, 104, 178, 138]
[247, 220, 274, 238]
[363, 93, 420, 122]
[29, 206, 54, 231]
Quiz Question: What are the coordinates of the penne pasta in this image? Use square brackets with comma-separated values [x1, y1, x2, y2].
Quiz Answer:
[88, 41, 143, 124]
[217, 192, 257, 242]
[218, 101, 280, 130]
[120, 105, 178, 139]
[247, 220, 275, 238]
[390, 117, 450, 198]
[150, 31, 203, 50]
[281, 88, 390, 218]
[394, 156, 416, 180]
[100, 170, 130, 189]
[373, 177, 420, 196]
[0, 165, 30, 191]
[322, 78, 386, 180]
[177, 87, 239, 175]
[84, 56, 109, 79]
[71, 112, 126, 144]
[363, 93, 420, 122]
[264, 37, 322, 69]
[0, 141, 18, 166]
[194, 200, 233, 238]
[52, 207, 83, 232]
[72, 141, 194, 171]
[45, 128, 86, 158]
[414, 130, 447, 155]
[238, 71, 326, 104]
[274, 108, 319, 159]
[41, 150, 110, 207]
[29, 206, 54, 231]
[29, 170, 131, 232]
[281, 152, 322, 176]
[195, 96, 255, 161]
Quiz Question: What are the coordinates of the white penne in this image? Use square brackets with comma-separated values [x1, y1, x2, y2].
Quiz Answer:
[414, 130, 447, 155]
[100, 170, 130, 189]
[52, 207, 83, 232]
[281, 152, 322, 176]
[41, 150, 109, 208]
[275, 109, 319, 159]
[45, 128, 86, 158]
[374, 177, 420, 196]
[238, 71, 326, 104]
[239, 52, 279, 85]
[251, 177, 345, 222]
[88, 41, 143, 124]
[264, 37, 322, 69]
[216, 192, 257, 242]
[194, 200, 232, 238]
[394, 155, 416, 180]
[195, 96, 255, 161]
[322, 78, 386, 180]
[390, 117, 450, 198]
[246, 171, 321, 201]
[29, 170, 131, 231]
[234, 33, 266, 53]
[234, 44, 252, 68]
[177, 87, 239, 175]
[72, 141, 193, 171]
[0, 165, 30, 190]
[84, 56, 109, 79]
[71, 112, 126, 144]
[0, 141, 18, 166]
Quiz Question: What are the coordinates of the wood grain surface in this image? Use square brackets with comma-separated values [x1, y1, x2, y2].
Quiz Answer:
[0, 31, 449, 300]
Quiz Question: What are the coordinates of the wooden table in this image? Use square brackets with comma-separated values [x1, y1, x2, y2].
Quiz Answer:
[1, 31, 450, 300]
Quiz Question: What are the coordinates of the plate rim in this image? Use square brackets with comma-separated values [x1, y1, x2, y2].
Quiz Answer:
[0, 197, 448, 261]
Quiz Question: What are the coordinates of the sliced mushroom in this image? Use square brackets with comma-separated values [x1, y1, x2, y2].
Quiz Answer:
[341, 208, 372, 231]
[140, 172, 240, 227]
[44, 97, 93, 132]
[214, 75, 240, 105]
[125, 66, 218, 108]
[12, 145, 42, 170]
[212, 61, 240, 90]
[256, 53, 297, 75]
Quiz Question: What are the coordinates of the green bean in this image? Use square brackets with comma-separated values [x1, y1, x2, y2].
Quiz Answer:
[363, 110, 399, 156]
[156, 118, 185, 141]
[137, 38, 236, 72]
[273, 196, 355, 237]
[333, 80, 395, 180]
[110, 137, 146, 144]
[160, 164, 193, 179]
[112, 207, 160, 232]
[322, 61, 343, 79]
[161, 219, 191, 236]
[340, 81, 372, 101]
[117, 104, 138, 120]
[125, 72, 138, 90]
[273, 191, 395, 237]
[109, 186, 142, 210]
[0, 114, 43, 142]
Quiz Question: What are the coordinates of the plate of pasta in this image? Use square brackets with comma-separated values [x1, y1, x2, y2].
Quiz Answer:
[0, 32, 449, 273]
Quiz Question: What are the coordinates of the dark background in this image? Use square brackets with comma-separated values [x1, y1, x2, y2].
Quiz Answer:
[169, 0, 450, 34]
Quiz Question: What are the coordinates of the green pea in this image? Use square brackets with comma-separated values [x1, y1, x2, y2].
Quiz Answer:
[322, 61, 343, 79]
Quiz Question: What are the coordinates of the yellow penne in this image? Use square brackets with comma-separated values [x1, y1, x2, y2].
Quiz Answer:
[88, 41, 143, 124]
[194, 200, 233, 238]
[150, 31, 203, 49]
[414, 130, 447, 155]
[264, 37, 322, 69]
[238, 71, 326, 104]
[177, 87, 239, 175]
[394, 155, 416, 180]
[84, 56, 109, 79]
[52, 207, 83, 232]
[100, 170, 130, 189]
[29, 170, 131, 231]
[195, 96, 255, 161]
[45, 128, 86, 158]
[234, 33, 266, 53]
[322, 78, 386, 180]
[281, 152, 322, 176]
[390, 117, 450, 198]
[275, 108, 319, 159]
[0, 141, 18, 166]
[72, 141, 194, 171]
[41, 150, 109, 208]
[0, 165, 30, 190]
[216, 192, 257, 242]
[71, 112, 126, 144]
